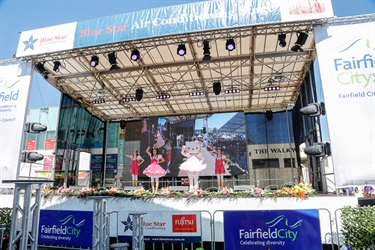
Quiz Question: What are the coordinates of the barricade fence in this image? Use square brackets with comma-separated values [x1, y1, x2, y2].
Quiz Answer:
[6, 206, 338, 250]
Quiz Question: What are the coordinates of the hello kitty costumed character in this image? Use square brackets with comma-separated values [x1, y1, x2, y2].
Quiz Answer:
[179, 140, 207, 191]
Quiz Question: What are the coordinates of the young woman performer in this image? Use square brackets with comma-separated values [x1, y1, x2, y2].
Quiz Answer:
[210, 147, 228, 190]
[143, 146, 166, 193]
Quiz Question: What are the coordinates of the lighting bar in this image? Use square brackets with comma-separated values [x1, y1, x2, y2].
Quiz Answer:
[224, 89, 240, 94]
[156, 93, 170, 99]
[122, 96, 136, 102]
[264, 86, 281, 91]
[189, 91, 205, 96]
[92, 98, 105, 104]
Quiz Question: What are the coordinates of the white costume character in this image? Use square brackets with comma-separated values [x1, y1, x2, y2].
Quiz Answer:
[179, 140, 207, 191]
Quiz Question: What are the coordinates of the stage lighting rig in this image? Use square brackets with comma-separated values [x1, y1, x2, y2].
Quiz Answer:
[177, 44, 186, 56]
[226, 38, 235, 51]
[278, 33, 287, 47]
[131, 49, 140, 61]
[90, 56, 99, 67]
[291, 32, 308, 52]
[53, 61, 61, 72]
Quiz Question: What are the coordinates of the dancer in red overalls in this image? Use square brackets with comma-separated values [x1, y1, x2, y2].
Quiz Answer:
[125, 150, 145, 186]
[210, 147, 228, 190]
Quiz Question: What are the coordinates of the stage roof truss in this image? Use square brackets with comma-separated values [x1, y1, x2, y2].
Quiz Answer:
[24, 20, 320, 121]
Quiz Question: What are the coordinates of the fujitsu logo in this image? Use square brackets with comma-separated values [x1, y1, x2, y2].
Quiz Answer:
[174, 216, 194, 226]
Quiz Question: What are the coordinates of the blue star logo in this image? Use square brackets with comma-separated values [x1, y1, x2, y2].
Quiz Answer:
[23, 35, 38, 51]
[121, 215, 133, 232]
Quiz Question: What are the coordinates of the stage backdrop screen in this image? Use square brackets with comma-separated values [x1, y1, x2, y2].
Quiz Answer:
[224, 210, 322, 250]
[139, 112, 247, 177]
[314, 22, 375, 187]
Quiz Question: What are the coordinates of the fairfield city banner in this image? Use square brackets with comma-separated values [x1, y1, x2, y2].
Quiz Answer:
[38, 210, 93, 248]
[0, 61, 32, 184]
[314, 22, 375, 188]
[224, 210, 322, 250]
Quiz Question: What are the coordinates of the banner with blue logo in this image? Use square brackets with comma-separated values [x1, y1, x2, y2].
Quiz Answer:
[224, 210, 322, 250]
[38, 210, 93, 248]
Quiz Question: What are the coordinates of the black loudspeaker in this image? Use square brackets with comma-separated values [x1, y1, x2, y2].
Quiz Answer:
[213, 81, 221, 95]
[266, 110, 273, 121]
[120, 121, 127, 129]
[136, 88, 143, 101]
[202, 127, 206, 134]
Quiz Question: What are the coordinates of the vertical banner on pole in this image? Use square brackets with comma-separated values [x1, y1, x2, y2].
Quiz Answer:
[314, 22, 375, 187]
[0, 61, 32, 184]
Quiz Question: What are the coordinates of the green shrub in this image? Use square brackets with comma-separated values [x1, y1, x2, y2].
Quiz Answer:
[341, 205, 375, 249]
[0, 207, 12, 237]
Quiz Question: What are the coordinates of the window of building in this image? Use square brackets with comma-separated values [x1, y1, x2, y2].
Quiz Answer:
[252, 159, 279, 169]
[283, 158, 296, 168]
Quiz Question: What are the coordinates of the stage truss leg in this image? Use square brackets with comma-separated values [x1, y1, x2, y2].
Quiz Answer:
[130, 213, 147, 250]
[92, 197, 110, 250]
[4, 180, 53, 250]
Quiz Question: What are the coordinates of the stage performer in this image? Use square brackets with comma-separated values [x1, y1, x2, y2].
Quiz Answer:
[179, 140, 207, 191]
[143, 146, 166, 193]
[125, 150, 145, 186]
[210, 147, 229, 190]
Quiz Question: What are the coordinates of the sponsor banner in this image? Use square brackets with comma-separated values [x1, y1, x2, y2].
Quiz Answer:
[45, 138, 55, 150]
[74, 0, 332, 48]
[0, 61, 32, 184]
[38, 210, 93, 248]
[90, 153, 118, 170]
[16, 22, 77, 57]
[16, 0, 333, 54]
[117, 211, 201, 243]
[314, 22, 375, 187]
[26, 139, 36, 150]
[43, 155, 54, 170]
[224, 210, 321, 250]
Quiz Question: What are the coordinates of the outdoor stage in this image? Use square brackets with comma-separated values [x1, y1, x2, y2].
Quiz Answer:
[0, 193, 358, 245]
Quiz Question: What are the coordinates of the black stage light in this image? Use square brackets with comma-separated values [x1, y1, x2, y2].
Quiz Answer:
[108, 52, 121, 70]
[90, 56, 99, 67]
[291, 32, 308, 52]
[202, 40, 211, 61]
[278, 33, 287, 47]
[120, 121, 127, 130]
[213, 81, 221, 95]
[266, 110, 273, 121]
[177, 44, 186, 56]
[226, 38, 235, 51]
[136, 88, 143, 101]
[35, 62, 47, 74]
[131, 49, 140, 61]
[53, 61, 61, 73]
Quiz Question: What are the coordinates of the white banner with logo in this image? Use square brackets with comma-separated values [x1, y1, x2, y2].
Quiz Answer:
[314, 22, 375, 188]
[16, 22, 76, 57]
[117, 211, 202, 243]
[0, 61, 32, 184]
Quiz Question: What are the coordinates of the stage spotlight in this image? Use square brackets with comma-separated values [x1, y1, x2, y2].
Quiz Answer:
[202, 40, 211, 61]
[108, 52, 121, 70]
[135, 88, 143, 101]
[53, 61, 61, 73]
[213, 81, 221, 95]
[291, 32, 308, 52]
[300, 102, 326, 117]
[35, 62, 47, 74]
[278, 33, 287, 47]
[90, 56, 99, 67]
[120, 121, 127, 130]
[226, 38, 235, 51]
[177, 44, 186, 56]
[265, 110, 273, 121]
[131, 49, 140, 61]
[224, 88, 240, 94]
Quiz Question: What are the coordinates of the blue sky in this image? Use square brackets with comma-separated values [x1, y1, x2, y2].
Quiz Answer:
[0, 0, 374, 109]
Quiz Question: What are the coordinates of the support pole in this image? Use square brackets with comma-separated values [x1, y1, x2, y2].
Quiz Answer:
[90, 197, 110, 250]
[3, 180, 53, 250]
[129, 212, 147, 250]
